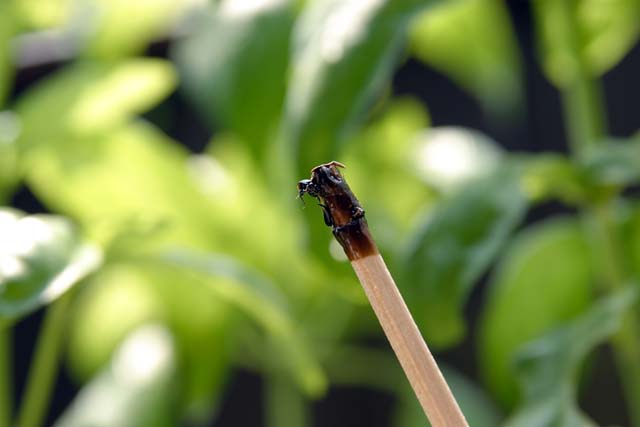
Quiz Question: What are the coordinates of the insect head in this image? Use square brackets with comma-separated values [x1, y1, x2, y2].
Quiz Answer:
[297, 179, 319, 200]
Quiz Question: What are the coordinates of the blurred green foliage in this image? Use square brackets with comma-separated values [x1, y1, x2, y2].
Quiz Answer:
[0, 209, 101, 324]
[505, 288, 638, 427]
[173, 0, 294, 157]
[533, 0, 640, 87]
[480, 218, 594, 407]
[410, 0, 523, 116]
[0, 0, 639, 427]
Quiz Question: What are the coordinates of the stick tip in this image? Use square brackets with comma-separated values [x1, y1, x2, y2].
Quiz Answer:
[298, 161, 378, 260]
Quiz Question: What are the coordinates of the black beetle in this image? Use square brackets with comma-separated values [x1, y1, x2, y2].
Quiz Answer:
[297, 179, 319, 200]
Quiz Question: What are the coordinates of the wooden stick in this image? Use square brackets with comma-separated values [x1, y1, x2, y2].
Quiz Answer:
[298, 161, 468, 427]
[351, 255, 467, 426]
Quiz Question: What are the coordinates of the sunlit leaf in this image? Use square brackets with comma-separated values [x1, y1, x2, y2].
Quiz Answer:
[395, 366, 503, 427]
[151, 266, 231, 422]
[57, 325, 177, 427]
[172, 0, 294, 156]
[401, 169, 527, 349]
[0, 208, 102, 323]
[25, 121, 215, 250]
[83, 0, 198, 59]
[410, 0, 523, 116]
[479, 217, 594, 408]
[27, 120, 318, 301]
[284, 0, 438, 175]
[15, 59, 176, 150]
[14, 0, 72, 29]
[519, 153, 586, 205]
[189, 135, 323, 295]
[504, 288, 637, 427]
[165, 249, 327, 398]
[533, 0, 640, 87]
[67, 265, 165, 379]
[579, 0, 640, 74]
[67, 262, 231, 422]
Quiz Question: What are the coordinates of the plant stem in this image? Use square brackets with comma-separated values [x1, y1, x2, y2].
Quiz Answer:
[563, 65, 640, 427]
[0, 326, 12, 427]
[561, 75, 606, 155]
[565, 76, 640, 427]
[556, 3, 640, 423]
[554, 0, 607, 155]
[588, 205, 640, 426]
[17, 295, 72, 427]
[265, 375, 309, 427]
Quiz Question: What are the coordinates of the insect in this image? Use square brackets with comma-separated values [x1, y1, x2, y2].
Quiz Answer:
[297, 179, 319, 200]
[297, 178, 334, 226]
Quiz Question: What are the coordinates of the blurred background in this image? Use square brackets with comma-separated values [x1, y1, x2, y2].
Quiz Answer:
[1, 0, 640, 426]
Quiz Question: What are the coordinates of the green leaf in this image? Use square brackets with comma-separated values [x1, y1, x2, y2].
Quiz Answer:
[67, 265, 165, 380]
[402, 170, 527, 349]
[25, 121, 216, 250]
[14, 0, 72, 30]
[504, 288, 638, 427]
[26, 121, 316, 296]
[0, 208, 102, 323]
[57, 325, 177, 427]
[410, 0, 523, 116]
[479, 217, 594, 408]
[518, 139, 640, 206]
[533, 0, 640, 87]
[444, 368, 503, 427]
[395, 366, 503, 427]
[580, 135, 640, 189]
[579, 0, 640, 74]
[15, 59, 176, 150]
[172, 0, 294, 155]
[150, 266, 231, 422]
[164, 250, 327, 398]
[67, 262, 231, 422]
[284, 0, 436, 174]
[83, 0, 196, 59]
[519, 153, 587, 205]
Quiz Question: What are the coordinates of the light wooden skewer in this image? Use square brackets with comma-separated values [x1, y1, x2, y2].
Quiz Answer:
[298, 161, 468, 427]
[351, 255, 467, 426]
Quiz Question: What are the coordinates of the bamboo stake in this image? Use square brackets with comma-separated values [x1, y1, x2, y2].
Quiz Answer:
[298, 161, 468, 427]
